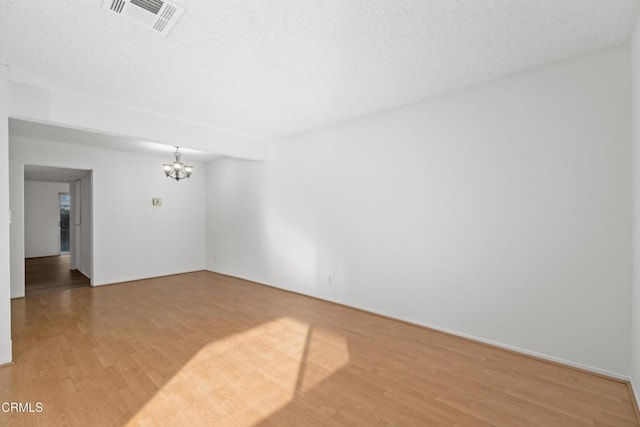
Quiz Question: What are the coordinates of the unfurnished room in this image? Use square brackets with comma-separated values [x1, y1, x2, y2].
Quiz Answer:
[2, 0, 640, 426]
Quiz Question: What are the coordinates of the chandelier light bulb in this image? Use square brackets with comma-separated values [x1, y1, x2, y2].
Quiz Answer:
[163, 147, 193, 181]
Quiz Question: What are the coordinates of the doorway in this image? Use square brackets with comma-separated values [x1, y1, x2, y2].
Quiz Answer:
[23, 166, 93, 296]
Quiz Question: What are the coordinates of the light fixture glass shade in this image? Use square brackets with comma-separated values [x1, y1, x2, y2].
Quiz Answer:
[163, 147, 193, 181]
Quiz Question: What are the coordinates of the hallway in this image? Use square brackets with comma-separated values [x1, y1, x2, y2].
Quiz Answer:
[25, 255, 90, 296]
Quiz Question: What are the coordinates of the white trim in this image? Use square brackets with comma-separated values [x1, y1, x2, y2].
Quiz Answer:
[631, 379, 640, 413]
[10, 292, 24, 299]
[323, 303, 629, 380]
[92, 269, 205, 287]
[0, 339, 12, 365]
[385, 312, 630, 381]
[207, 269, 630, 381]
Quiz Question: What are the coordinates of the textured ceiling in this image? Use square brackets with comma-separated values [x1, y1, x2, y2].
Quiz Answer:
[1, 0, 639, 140]
[10, 120, 220, 162]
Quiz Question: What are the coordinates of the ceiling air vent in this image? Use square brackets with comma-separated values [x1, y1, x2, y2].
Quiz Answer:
[103, 0, 184, 35]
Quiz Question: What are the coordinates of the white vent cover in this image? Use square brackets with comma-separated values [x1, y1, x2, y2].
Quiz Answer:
[102, 0, 184, 35]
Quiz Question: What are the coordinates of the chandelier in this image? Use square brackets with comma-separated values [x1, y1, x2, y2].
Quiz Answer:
[163, 147, 193, 181]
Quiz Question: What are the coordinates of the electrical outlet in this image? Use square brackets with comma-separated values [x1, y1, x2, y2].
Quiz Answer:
[152, 197, 162, 206]
[328, 275, 333, 284]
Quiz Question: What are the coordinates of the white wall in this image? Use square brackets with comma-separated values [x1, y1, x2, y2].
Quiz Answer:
[69, 180, 78, 270]
[78, 174, 92, 278]
[24, 181, 70, 258]
[0, 65, 13, 364]
[630, 15, 640, 402]
[206, 46, 632, 377]
[10, 138, 206, 297]
[66, 175, 91, 277]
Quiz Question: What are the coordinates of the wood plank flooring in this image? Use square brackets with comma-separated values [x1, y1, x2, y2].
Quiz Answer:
[1, 271, 637, 426]
[24, 255, 90, 296]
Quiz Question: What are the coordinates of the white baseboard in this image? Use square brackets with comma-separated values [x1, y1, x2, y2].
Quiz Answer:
[206, 269, 629, 382]
[629, 377, 640, 421]
[630, 379, 640, 412]
[92, 268, 206, 287]
[10, 292, 24, 299]
[381, 310, 630, 381]
[0, 339, 12, 365]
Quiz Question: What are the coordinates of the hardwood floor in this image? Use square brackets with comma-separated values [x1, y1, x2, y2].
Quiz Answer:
[24, 255, 90, 296]
[1, 271, 637, 426]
